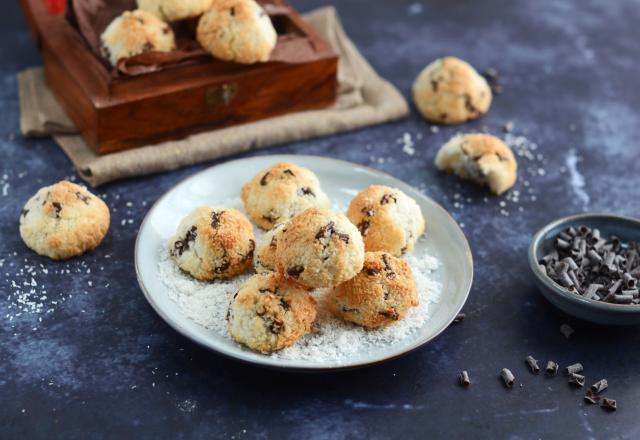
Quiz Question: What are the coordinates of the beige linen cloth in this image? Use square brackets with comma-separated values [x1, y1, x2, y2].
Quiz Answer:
[18, 7, 408, 186]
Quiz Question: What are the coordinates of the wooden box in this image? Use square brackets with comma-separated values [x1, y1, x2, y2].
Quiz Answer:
[20, 0, 338, 154]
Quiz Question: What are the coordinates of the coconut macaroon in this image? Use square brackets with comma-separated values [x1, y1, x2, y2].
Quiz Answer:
[227, 272, 317, 353]
[412, 56, 492, 124]
[137, 0, 213, 22]
[329, 252, 418, 329]
[241, 162, 330, 230]
[346, 185, 425, 256]
[100, 9, 176, 66]
[435, 133, 517, 195]
[19, 181, 110, 260]
[254, 222, 287, 274]
[276, 208, 365, 289]
[169, 207, 255, 281]
[196, 0, 277, 64]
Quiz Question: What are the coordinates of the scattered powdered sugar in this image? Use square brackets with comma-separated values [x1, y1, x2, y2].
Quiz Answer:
[157, 197, 442, 363]
[271, 246, 441, 362]
[158, 236, 442, 363]
[565, 148, 590, 206]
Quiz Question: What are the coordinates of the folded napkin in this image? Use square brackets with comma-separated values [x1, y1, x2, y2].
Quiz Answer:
[18, 6, 408, 186]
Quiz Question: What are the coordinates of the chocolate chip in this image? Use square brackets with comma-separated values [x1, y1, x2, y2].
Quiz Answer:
[464, 94, 480, 115]
[298, 187, 315, 197]
[361, 208, 375, 217]
[287, 265, 304, 277]
[440, 113, 448, 120]
[431, 80, 438, 91]
[214, 260, 230, 274]
[211, 211, 223, 228]
[357, 220, 370, 236]
[260, 172, 270, 186]
[75, 191, 90, 204]
[142, 41, 154, 52]
[262, 213, 278, 224]
[52, 202, 62, 218]
[173, 226, 197, 256]
[381, 254, 396, 279]
[243, 240, 255, 261]
[315, 221, 336, 240]
[21, 209, 29, 218]
[283, 169, 295, 177]
[365, 266, 380, 276]
[380, 194, 397, 205]
[379, 308, 399, 320]
[269, 319, 284, 334]
[230, 6, 236, 16]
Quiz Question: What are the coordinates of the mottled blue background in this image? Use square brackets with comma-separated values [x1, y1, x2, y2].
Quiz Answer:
[2, 0, 640, 439]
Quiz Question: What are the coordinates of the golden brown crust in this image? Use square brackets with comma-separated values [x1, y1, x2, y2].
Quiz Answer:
[227, 272, 317, 353]
[275, 208, 365, 289]
[19, 181, 110, 260]
[329, 252, 417, 329]
[412, 56, 492, 124]
[346, 185, 425, 256]
[137, 0, 213, 21]
[100, 10, 176, 66]
[196, 0, 276, 64]
[435, 133, 517, 195]
[170, 207, 255, 280]
[241, 162, 330, 230]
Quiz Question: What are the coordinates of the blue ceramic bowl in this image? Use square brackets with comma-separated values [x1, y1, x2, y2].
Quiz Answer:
[529, 213, 640, 326]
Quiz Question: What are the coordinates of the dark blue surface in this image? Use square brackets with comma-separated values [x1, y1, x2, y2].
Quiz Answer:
[2, 1, 640, 439]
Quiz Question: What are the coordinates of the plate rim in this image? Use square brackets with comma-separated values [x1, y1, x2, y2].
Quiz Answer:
[134, 154, 474, 371]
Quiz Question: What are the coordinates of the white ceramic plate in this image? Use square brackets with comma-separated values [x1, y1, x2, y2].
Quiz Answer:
[135, 155, 473, 370]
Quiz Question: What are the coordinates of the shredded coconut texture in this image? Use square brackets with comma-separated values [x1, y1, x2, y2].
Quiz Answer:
[158, 198, 442, 363]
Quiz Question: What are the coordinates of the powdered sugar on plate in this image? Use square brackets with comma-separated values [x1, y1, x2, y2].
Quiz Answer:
[157, 199, 443, 363]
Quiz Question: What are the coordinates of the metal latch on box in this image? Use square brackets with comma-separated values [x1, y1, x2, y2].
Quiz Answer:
[205, 83, 238, 106]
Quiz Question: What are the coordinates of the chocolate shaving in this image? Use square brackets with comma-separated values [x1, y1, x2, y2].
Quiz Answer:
[590, 379, 608, 394]
[211, 210, 224, 228]
[260, 172, 270, 186]
[565, 363, 583, 375]
[75, 191, 90, 204]
[500, 368, 515, 388]
[545, 361, 559, 376]
[298, 187, 315, 197]
[52, 202, 62, 218]
[601, 398, 617, 411]
[568, 373, 585, 387]
[380, 193, 397, 205]
[459, 370, 470, 387]
[525, 355, 540, 374]
[453, 313, 466, 323]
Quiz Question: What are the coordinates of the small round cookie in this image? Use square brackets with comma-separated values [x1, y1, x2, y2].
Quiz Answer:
[276, 209, 365, 289]
[19, 181, 110, 260]
[227, 272, 317, 353]
[346, 186, 425, 256]
[100, 10, 176, 66]
[435, 133, 517, 195]
[241, 162, 330, 230]
[412, 56, 492, 124]
[169, 207, 255, 281]
[254, 222, 287, 274]
[137, 0, 213, 22]
[330, 252, 418, 329]
[196, 0, 277, 64]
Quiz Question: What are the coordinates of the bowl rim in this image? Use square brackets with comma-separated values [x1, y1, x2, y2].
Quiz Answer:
[528, 212, 640, 314]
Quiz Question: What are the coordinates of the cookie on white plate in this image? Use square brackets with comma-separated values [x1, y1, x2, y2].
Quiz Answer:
[19, 181, 110, 260]
[412, 56, 492, 124]
[196, 0, 277, 64]
[227, 272, 317, 353]
[169, 207, 255, 281]
[346, 185, 425, 256]
[435, 133, 517, 195]
[276, 208, 365, 289]
[329, 252, 418, 329]
[137, 0, 213, 22]
[241, 162, 330, 230]
[100, 10, 176, 66]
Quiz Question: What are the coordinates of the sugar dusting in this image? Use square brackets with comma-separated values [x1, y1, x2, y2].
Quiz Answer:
[158, 199, 442, 363]
[565, 148, 590, 206]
